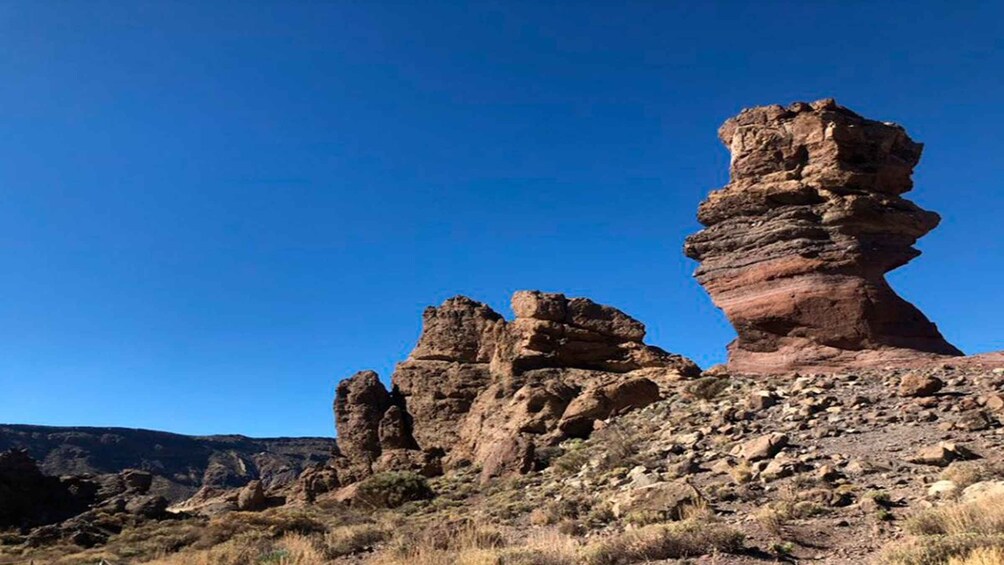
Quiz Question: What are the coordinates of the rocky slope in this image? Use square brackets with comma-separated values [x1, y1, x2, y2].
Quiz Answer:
[0, 424, 335, 500]
[399, 355, 1004, 564]
[685, 99, 961, 373]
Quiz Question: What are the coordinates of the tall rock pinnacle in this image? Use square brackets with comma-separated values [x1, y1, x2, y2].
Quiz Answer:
[685, 99, 962, 373]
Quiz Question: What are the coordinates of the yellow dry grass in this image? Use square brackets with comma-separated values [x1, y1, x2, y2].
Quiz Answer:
[948, 546, 1004, 565]
[881, 495, 1004, 565]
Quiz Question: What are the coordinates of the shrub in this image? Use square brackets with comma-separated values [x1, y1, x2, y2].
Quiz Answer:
[196, 509, 326, 548]
[906, 495, 1004, 536]
[948, 546, 1004, 565]
[583, 518, 745, 565]
[552, 440, 590, 475]
[355, 472, 434, 509]
[323, 523, 387, 557]
[880, 534, 1004, 565]
[880, 495, 1004, 564]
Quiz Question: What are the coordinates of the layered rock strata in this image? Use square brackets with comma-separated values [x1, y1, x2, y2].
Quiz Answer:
[327, 291, 699, 485]
[684, 99, 962, 373]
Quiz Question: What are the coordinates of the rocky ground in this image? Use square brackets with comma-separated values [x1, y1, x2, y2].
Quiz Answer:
[5, 357, 1004, 564]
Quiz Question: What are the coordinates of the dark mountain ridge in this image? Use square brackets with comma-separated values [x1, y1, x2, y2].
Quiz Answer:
[0, 424, 336, 501]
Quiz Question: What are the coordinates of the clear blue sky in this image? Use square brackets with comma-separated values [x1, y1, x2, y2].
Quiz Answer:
[1, 2, 1001, 437]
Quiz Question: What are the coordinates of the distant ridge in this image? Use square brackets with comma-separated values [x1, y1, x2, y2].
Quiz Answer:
[0, 423, 336, 501]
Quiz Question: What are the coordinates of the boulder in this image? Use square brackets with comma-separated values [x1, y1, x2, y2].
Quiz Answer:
[610, 480, 705, 521]
[899, 374, 944, 397]
[123, 495, 169, 518]
[684, 99, 962, 373]
[736, 433, 789, 462]
[558, 377, 661, 438]
[961, 481, 1004, 503]
[121, 469, 153, 494]
[236, 480, 267, 511]
[292, 465, 341, 503]
[927, 480, 959, 499]
[908, 442, 977, 467]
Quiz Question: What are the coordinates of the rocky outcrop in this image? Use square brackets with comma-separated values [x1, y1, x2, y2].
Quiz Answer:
[684, 99, 962, 373]
[0, 449, 91, 529]
[330, 291, 700, 484]
[1, 449, 174, 546]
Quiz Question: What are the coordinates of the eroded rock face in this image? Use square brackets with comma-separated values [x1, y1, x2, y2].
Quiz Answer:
[334, 371, 394, 470]
[332, 291, 700, 483]
[497, 291, 697, 376]
[684, 99, 962, 373]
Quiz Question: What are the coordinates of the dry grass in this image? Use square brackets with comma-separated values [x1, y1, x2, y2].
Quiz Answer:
[369, 510, 743, 565]
[940, 462, 1004, 491]
[907, 495, 1004, 536]
[754, 484, 826, 538]
[144, 522, 387, 565]
[324, 522, 386, 557]
[583, 518, 745, 565]
[881, 495, 1004, 565]
[370, 522, 580, 565]
[948, 546, 1004, 565]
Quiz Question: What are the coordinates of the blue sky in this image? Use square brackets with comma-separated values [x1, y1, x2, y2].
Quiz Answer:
[1, 1, 1001, 437]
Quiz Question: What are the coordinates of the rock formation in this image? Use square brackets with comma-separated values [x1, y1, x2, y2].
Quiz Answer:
[0, 449, 172, 546]
[684, 99, 962, 373]
[328, 291, 699, 484]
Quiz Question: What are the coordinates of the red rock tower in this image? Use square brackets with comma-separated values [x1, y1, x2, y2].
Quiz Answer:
[685, 99, 962, 373]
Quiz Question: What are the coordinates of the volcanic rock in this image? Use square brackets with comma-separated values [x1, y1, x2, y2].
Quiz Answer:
[610, 479, 706, 520]
[0, 449, 91, 528]
[684, 99, 962, 373]
[333, 370, 402, 481]
[236, 480, 267, 511]
[291, 464, 341, 503]
[0, 425, 334, 501]
[908, 442, 977, 467]
[331, 291, 700, 484]
[736, 433, 788, 461]
[899, 373, 944, 397]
